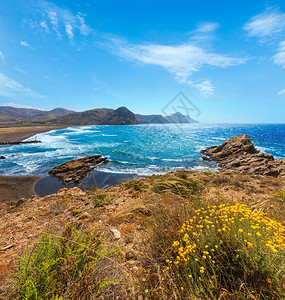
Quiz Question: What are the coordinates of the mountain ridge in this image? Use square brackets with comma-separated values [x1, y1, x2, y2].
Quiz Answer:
[0, 105, 198, 125]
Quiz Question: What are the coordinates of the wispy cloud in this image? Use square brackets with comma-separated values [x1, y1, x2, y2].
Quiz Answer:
[20, 41, 34, 49]
[0, 51, 5, 64]
[0, 73, 40, 97]
[20, 41, 29, 47]
[105, 37, 247, 95]
[277, 88, 285, 96]
[188, 80, 214, 96]
[244, 7, 285, 41]
[26, 0, 91, 41]
[0, 102, 41, 109]
[244, 7, 285, 69]
[273, 41, 285, 68]
[194, 22, 220, 33]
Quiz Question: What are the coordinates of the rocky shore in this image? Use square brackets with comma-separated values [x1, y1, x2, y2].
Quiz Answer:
[0, 140, 41, 146]
[49, 155, 109, 184]
[201, 134, 285, 177]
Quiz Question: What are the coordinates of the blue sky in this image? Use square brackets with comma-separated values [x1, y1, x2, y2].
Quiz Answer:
[0, 0, 284, 123]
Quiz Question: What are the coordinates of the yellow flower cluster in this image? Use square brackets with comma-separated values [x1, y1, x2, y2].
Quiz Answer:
[171, 202, 285, 265]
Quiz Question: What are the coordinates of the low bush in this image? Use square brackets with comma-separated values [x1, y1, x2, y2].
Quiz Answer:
[13, 226, 117, 299]
[164, 202, 285, 299]
[93, 192, 111, 207]
[124, 179, 149, 191]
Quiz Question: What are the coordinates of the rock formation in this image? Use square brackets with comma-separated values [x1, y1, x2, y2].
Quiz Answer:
[201, 134, 285, 177]
[49, 155, 109, 184]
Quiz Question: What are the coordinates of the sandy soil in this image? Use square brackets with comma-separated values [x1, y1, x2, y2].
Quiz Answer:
[0, 176, 41, 203]
[0, 125, 67, 142]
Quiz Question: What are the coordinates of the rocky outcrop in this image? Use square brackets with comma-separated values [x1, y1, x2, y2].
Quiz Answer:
[201, 134, 285, 177]
[49, 155, 109, 184]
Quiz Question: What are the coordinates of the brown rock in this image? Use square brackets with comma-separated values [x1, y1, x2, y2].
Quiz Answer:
[201, 134, 285, 177]
[49, 155, 109, 185]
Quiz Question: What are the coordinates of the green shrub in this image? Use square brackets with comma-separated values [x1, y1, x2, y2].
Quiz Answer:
[124, 179, 149, 191]
[13, 227, 116, 299]
[93, 192, 111, 207]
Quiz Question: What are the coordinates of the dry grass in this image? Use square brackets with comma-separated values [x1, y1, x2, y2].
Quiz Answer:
[0, 171, 285, 299]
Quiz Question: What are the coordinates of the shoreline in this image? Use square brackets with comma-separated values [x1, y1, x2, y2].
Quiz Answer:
[0, 125, 68, 202]
[0, 176, 42, 203]
[0, 125, 68, 143]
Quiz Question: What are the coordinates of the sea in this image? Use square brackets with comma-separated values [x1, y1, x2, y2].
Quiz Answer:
[1, 123, 284, 179]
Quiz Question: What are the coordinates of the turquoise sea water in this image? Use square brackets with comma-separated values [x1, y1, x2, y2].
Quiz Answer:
[0, 123, 284, 177]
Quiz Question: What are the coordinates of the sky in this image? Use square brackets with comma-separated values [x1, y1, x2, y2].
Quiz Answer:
[0, 0, 285, 123]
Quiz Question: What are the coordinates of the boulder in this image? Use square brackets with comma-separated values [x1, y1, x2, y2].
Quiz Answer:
[201, 134, 285, 177]
[49, 155, 109, 185]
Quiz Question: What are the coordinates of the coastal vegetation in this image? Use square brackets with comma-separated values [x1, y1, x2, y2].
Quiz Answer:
[1, 171, 284, 299]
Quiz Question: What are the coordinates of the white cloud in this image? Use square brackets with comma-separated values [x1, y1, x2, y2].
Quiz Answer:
[0, 73, 39, 97]
[40, 21, 49, 32]
[277, 88, 285, 96]
[20, 41, 30, 47]
[273, 41, 285, 68]
[188, 80, 214, 96]
[244, 7, 285, 41]
[14, 67, 26, 74]
[0, 103, 41, 109]
[27, 1, 91, 41]
[65, 23, 74, 40]
[244, 8, 285, 69]
[195, 22, 220, 33]
[0, 51, 5, 64]
[106, 38, 247, 95]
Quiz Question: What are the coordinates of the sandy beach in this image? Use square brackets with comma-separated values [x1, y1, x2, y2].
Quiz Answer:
[0, 125, 67, 143]
[0, 125, 67, 202]
[0, 176, 41, 203]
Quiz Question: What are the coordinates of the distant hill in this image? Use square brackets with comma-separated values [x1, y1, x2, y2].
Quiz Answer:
[165, 112, 198, 123]
[55, 107, 139, 126]
[0, 106, 74, 123]
[99, 107, 139, 125]
[135, 112, 198, 124]
[0, 105, 198, 125]
[55, 108, 114, 125]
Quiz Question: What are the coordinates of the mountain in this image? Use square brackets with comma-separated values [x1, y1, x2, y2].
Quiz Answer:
[135, 112, 198, 124]
[164, 112, 198, 123]
[0, 105, 198, 125]
[55, 108, 113, 125]
[99, 107, 139, 125]
[56, 107, 139, 125]
[135, 114, 169, 124]
[0, 106, 74, 123]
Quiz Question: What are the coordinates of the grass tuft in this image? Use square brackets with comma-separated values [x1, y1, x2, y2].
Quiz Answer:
[124, 179, 149, 191]
[13, 226, 118, 299]
[152, 177, 204, 198]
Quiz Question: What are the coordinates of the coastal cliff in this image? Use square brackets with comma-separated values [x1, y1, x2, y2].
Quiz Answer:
[201, 134, 285, 177]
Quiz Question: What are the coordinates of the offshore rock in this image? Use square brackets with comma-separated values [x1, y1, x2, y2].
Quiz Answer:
[201, 134, 285, 177]
[49, 155, 109, 185]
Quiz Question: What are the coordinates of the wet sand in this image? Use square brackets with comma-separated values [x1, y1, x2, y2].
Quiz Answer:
[0, 176, 42, 203]
[0, 125, 67, 143]
[35, 171, 139, 197]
